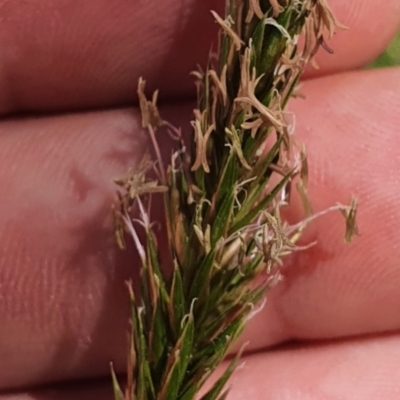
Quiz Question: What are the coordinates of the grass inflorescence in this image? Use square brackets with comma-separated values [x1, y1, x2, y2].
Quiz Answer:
[111, 1, 358, 399]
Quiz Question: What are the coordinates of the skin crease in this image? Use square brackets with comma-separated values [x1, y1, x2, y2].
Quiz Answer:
[0, 0, 399, 398]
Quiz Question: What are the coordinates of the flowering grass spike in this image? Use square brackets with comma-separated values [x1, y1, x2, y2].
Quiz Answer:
[111, 1, 358, 399]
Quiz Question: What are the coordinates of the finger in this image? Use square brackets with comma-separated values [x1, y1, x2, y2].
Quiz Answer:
[0, 0, 399, 114]
[202, 334, 400, 399]
[303, 0, 400, 78]
[0, 105, 190, 391]
[0, 0, 222, 115]
[0, 380, 113, 400]
[237, 67, 400, 350]
[0, 109, 145, 390]
[4, 336, 400, 400]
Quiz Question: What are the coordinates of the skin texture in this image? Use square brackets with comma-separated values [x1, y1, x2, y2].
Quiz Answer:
[0, 0, 399, 398]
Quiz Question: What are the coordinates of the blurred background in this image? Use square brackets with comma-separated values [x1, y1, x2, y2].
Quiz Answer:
[370, 31, 400, 68]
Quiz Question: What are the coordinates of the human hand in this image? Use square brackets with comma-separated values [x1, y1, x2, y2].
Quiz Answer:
[0, 1, 399, 399]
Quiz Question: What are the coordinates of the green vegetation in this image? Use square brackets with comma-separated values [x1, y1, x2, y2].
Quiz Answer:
[370, 32, 400, 68]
